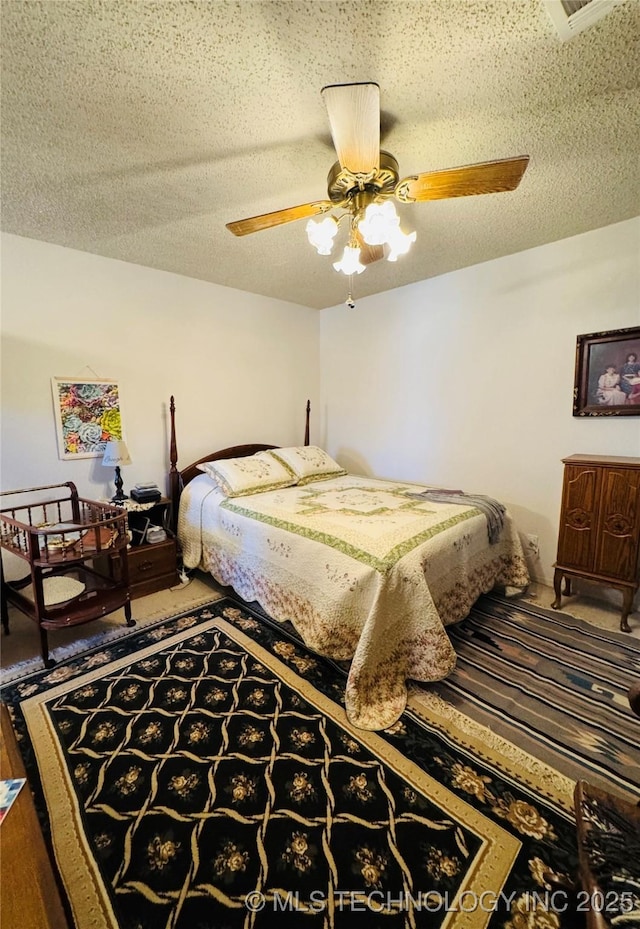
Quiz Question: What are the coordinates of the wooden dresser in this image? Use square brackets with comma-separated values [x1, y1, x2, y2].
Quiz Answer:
[552, 454, 640, 631]
[1, 704, 69, 928]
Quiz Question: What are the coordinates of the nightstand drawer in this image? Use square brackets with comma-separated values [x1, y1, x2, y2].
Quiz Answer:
[127, 538, 177, 599]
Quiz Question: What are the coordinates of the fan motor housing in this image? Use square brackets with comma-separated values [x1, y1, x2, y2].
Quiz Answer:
[327, 150, 399, 203]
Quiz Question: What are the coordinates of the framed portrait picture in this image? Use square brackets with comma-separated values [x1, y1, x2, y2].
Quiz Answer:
[52, 377, 124, 459]
[573, 326, 640, 417]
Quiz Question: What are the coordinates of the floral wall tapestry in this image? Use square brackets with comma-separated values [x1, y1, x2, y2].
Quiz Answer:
[51, 378, 123, 459]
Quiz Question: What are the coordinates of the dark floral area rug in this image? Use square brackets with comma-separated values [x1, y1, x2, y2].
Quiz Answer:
[1, 598, 586, 929]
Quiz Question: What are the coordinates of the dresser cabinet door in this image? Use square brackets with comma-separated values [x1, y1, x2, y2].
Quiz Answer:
[554, 455, 640, 632]
[557, 465, 600, 572]
[594, 468, 640, 581]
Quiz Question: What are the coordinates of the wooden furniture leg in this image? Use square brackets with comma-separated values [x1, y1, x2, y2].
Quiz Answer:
[1, 556, 9, 635]
[551, 568, 563, 609]
[620, 587, 634, 633]
[0, 594, 8, 636]
[39, 626, 53, 669]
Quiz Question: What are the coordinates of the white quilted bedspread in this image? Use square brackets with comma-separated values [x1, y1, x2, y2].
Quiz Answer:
[179, 474, 529, 730]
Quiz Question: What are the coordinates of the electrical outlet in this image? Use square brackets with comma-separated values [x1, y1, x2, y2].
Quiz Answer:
[526, 534, 539, 557]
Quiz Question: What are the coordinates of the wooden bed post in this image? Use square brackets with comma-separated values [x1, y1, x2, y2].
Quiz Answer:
[167, 396, 310, 534]
[169, 396, 179, 535]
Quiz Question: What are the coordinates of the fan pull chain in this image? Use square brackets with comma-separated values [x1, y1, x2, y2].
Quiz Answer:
[346, 275, 356, 309]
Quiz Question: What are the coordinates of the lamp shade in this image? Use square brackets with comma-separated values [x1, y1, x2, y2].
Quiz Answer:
[386, 228, 417, 262]
[306, 215, 338, 255]
[359, 201, 400, 246]
[332, 245, 366, 275]
[102, 440, 132, 467]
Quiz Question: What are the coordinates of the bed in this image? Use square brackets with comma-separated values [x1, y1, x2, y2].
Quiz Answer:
[169, 398, 530, 731]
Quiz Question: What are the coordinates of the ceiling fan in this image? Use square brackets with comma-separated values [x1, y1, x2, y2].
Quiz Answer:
[226, 83, 529, 275]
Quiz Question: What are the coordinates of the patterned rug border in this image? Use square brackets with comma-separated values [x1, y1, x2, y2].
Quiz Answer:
[406, 690, 575, 813]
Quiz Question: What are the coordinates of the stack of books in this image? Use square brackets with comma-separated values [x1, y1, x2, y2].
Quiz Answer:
[130, 483, 161, 504]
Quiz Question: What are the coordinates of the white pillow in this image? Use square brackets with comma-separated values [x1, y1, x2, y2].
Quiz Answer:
[196, 452, 296, 497]
[267, 446, 346, 485]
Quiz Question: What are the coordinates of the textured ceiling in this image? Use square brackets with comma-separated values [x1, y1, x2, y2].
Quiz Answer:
[1, 0, 638, 310]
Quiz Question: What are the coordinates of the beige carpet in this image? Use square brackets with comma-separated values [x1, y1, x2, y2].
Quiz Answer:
[523, 580, 640, 639]
[1, 572, 224, 677]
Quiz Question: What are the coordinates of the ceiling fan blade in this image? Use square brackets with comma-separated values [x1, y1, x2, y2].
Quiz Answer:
[321, 82, 380, 175]
[226, 200, 335, 236]
[355, 229, 384, 265]
[395, 155, 530, 203]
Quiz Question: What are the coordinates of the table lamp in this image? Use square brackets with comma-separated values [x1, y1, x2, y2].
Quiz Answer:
[102, 440, 132, 503]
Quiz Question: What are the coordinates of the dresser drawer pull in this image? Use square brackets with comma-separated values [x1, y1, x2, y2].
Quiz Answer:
[138, 560, 154, 572]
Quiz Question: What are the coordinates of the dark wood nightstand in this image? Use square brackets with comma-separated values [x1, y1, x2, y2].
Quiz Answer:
[127, 536, 178, 599]
[124, 497, 178, 599]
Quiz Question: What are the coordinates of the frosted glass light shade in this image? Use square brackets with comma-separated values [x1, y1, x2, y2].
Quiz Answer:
[306, 216, 338, 255]
[386, 228, 417, 262]
[102, 440, 132, 466]
[359, 201, 400, 246]
[333, 245, 366, 275]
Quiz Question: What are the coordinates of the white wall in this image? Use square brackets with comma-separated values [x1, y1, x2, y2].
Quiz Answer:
[3, 222, 639, 596]
[1, 234, 319, 503]
[320, 217, 640, 590]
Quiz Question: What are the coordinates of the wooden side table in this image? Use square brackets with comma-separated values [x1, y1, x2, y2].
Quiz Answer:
[1, 703, 69, 928]
[0, 482, 134, 667]
[127, 536, 178, 599]
[93, 497, 179, 600]
[122, 497, 178, 599]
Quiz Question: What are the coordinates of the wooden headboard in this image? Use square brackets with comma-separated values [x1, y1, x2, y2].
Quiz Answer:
[168, 397, 310, 534]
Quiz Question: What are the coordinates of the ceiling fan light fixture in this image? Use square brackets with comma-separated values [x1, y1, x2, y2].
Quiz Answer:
[306, 215, 339, 255]
[333, 245, 366, 275]
[359, 201, 400, 246]
[226, 83, 529, 282]
[386, 228, 417, 262]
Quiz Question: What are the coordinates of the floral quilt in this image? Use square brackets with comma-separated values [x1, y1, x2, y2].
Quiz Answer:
[179, 474, 529, 730]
